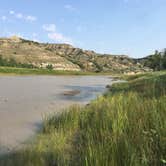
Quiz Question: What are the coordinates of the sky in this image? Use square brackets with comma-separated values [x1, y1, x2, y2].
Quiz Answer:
[0, 0, 166, 58]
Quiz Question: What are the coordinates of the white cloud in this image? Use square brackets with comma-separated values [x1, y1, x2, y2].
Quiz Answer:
[25, 15, 37, 21]
[32, 33, 38, 37]
[42, 23, 73, 44]
[64, 4, 76, 11]
[16, 13, 23, 19]
[9, 10, 15, 15]
[9, 10, 37, 22]
[42, 24, 56, 32]
[48, 32, 72, 44]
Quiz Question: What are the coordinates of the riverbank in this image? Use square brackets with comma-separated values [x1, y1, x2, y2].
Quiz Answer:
[0, 66, 117, 76]
[0, 71, 166, 166]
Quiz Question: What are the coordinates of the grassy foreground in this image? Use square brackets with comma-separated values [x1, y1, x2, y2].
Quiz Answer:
[0, 71, 166, 166]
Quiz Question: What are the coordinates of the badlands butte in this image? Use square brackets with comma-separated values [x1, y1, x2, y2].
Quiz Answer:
[0, 36, 151, 73]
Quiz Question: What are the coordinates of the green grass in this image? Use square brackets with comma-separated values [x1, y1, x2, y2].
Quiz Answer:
[0, 66, 115, 76]
[0, 71, 166, 166]
[108, 71, 166, 98]
[0, 66, 91, 75]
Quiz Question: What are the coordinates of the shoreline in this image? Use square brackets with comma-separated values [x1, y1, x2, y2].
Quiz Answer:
[0, 66, 119, 76]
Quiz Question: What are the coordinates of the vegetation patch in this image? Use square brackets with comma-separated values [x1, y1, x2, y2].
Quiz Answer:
[0, 55, 35, 69]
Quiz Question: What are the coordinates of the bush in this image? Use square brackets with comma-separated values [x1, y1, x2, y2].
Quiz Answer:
[46, 64, 53, 70]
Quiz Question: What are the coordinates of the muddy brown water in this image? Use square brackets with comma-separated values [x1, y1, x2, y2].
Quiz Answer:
[0, 75, 114, 154]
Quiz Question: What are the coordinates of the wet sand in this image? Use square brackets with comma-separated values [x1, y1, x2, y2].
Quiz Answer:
[0, 75, 113, 154]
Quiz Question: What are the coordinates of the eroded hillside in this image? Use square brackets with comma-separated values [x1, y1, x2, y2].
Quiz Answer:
[0, 36, 150, 73]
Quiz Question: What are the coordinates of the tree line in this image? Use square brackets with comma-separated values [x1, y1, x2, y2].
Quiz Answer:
[143, 49, 166, 71]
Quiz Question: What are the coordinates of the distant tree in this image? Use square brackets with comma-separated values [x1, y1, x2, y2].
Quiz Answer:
[145, 49, 166, 71]
[154, 50, 159, 55]
[46, 64, 53, 70]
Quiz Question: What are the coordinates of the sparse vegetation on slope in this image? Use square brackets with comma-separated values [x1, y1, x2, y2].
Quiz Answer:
[0, 71, 165, 166]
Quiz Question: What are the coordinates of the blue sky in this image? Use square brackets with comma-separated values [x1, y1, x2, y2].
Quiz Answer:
[0, 0, 166, 58]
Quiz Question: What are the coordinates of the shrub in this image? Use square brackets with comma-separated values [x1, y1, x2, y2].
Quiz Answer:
[46, 64, 53, 70]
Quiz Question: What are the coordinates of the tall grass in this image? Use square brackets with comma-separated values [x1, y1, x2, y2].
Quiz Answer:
[73, 94, 166, 166]
[0, 72, 166, 166]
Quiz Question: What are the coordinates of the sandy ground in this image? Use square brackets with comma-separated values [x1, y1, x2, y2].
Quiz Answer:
[0, 75, 113, 154]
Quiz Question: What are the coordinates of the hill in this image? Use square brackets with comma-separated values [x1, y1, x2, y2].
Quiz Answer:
[0, 36, 150, 73]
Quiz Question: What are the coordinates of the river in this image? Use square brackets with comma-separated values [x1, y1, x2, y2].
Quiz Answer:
[0, 75, 113, 154]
